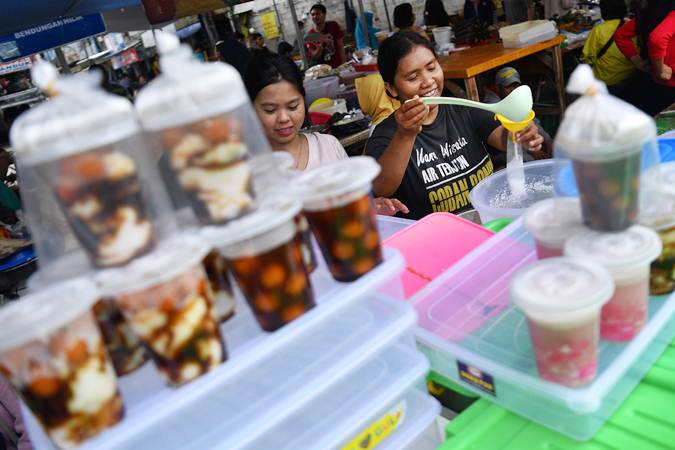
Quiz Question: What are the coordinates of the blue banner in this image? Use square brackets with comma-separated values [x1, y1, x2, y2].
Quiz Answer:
[0, 14, 106, 62]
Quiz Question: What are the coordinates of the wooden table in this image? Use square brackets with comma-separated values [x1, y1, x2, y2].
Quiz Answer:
[438, 35, 566, 113]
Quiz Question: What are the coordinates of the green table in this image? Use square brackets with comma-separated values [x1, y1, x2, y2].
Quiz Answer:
[436, 338, 675, 449]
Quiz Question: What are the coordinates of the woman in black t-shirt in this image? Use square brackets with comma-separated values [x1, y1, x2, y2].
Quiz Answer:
[365, 33, 543, 220]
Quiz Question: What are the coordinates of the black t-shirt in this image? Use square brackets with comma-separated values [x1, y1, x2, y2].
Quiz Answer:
[366, 104, 500, 220]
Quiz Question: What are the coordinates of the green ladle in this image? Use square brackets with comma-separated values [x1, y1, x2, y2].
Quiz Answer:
[419, 85, 533, 122]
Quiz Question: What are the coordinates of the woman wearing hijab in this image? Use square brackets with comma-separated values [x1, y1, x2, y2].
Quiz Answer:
[356, 12, 380, 49]
[424, 0, 451, 26]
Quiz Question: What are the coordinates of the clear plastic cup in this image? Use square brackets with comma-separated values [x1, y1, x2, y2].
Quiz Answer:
[0, 278, 124, 449]
[202, 250, 237, 322]
[511, 257, 614, 387]
[292, 156, 382, 282]
[250, 152, 318, 273]
[202, 198, 315, 332]
[523, 198, 584, 259]
[93, 298, 149, 377]
[98, 236, 226, 386]
[564, 226, 662, 342]
[154, 116, 255, 224]
[639, 187, 675, 295]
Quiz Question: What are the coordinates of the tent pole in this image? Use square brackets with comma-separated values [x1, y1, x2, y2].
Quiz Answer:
[287, 0, 308, 69]
[272, 0, 287, 42]
[382, 0, 392, 31]
[356, 0, 370, 47]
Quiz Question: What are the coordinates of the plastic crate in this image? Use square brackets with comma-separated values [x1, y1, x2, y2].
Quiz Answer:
[23, 249, 411, 449]
[410, 219, 675, 441]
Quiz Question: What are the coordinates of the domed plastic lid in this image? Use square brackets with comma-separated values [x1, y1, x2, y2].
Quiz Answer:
[96, 234, 211, 295]
[292, 156, 380, 211]
[135, 32, 248, 131]
[523, 198, 584, 247]
[639, 187, 675, 230]
[643, 162, 675, 196]
[201, 197, 301, 258]
[511, 257, 614, 325]
[556, 65, 655, 161]
[11, 65, 139, 165]
[0, 278, 98, 352]
[564, 225, 662, 282]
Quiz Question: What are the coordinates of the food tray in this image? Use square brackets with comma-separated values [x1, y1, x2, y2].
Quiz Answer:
[24, 249, 409, 449]
[411, 219, 675, 440]
[243, 343, 433, 450]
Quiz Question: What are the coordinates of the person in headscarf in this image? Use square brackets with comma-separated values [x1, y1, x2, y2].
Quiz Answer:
[355, 73, 401, 127]
[356, 12, 380, 49]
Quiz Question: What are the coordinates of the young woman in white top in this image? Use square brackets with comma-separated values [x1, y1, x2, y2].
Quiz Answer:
[246, 53, 408, 215]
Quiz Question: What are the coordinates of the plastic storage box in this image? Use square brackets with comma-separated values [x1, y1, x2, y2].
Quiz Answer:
[23, 248, 429, 449]
[410, 219, 675, 441]
[499, 20, 558, 48]
[304, 76, 340, 105]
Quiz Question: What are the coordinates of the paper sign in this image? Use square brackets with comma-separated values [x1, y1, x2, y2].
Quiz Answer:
[260, 11, 280, 40]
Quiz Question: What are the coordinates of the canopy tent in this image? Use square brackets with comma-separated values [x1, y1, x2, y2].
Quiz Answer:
[0, 1, 142, 36]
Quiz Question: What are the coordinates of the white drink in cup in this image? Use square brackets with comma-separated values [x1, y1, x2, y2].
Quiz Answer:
[523, 198, 584, 259]
[0, 278, 124, 449]
[565, 226, 661, 342]
[202, 198, 315, 332]
[511, 257, 614, 387]
[98, 236, 226, 386]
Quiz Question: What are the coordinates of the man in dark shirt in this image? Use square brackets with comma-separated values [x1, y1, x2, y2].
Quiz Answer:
[306, 4, 346, 68]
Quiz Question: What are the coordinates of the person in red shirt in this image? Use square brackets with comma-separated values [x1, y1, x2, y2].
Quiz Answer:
[615, 0, 675, 115]
[306, 4, 346, 68]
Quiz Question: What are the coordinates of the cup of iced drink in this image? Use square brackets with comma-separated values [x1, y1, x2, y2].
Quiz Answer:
[251, 153, 318, 273]
[511, 257, 614, 387]
[99, 236, 226, 386]
[202, 198, 315, 332]
[641, 174, 675, 295]
[202, 250, 237, 322]
[565, 226, 661, 341]
[0, 278, 124, 449]
[156, 115, 255, 224]
[523, 198, 584, 259]
[92, 298, 149, 377]
[292, 156, 382, 282]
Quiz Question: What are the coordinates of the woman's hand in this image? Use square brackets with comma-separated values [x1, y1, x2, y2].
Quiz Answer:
[631, 55, 650, 72]
[374, 197, 409, 216]
[395, 96, 429, 136]
[517, 122, 544, 153]
[653, 59, 673, 81]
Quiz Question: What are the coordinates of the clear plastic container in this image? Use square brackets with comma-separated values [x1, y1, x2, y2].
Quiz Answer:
[511, 257, 614, 386]
[202, 198, 316, 332]
[498, 20, 558, 48]
[22, 258, 411, 450]
[10, 64, 175, 278]
[304, 76, 340, 105]
[97, 235, 226, 386]
[523, 198, 584, 259]
[565, 226, 662, 342]
[639, 188, 675, 294]
[411, 218, 675, 440]
[0, 278, 124, 449]
[135, 32, 273, 225]
[293, 157, 383, 282]
[470, 159, 558, 223]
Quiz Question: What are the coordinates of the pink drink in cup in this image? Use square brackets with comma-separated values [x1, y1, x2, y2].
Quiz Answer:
[524, 198, 584, 259]
[565, 226, 662, 342]
[511, 257, 614, 387]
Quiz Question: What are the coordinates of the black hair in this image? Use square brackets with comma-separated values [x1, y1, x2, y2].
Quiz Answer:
[251, 32, 263, 41]
[393, 3, 415, 29]
[298, 20, 305, 28]
[278, 41, 293, 56]
[599, 0, 627, 21]
[235, 32, 245, 41]
[245, 53, 306, 102]
[310, 3, 327, 14]
[377, 32, 437, 86]
[636, 0, 675, 59]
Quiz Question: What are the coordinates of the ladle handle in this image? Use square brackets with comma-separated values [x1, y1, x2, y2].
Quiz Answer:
[420, 96, 498, 114]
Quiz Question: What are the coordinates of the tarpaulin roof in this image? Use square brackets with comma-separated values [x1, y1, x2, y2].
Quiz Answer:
[0, 0, 142, 36]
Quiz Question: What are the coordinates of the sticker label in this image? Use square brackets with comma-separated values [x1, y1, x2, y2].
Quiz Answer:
[341, 401, 406, 450]
[457, 361, 496, 396]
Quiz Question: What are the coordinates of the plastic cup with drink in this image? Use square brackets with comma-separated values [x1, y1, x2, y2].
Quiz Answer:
[523, 198, 584, 259]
